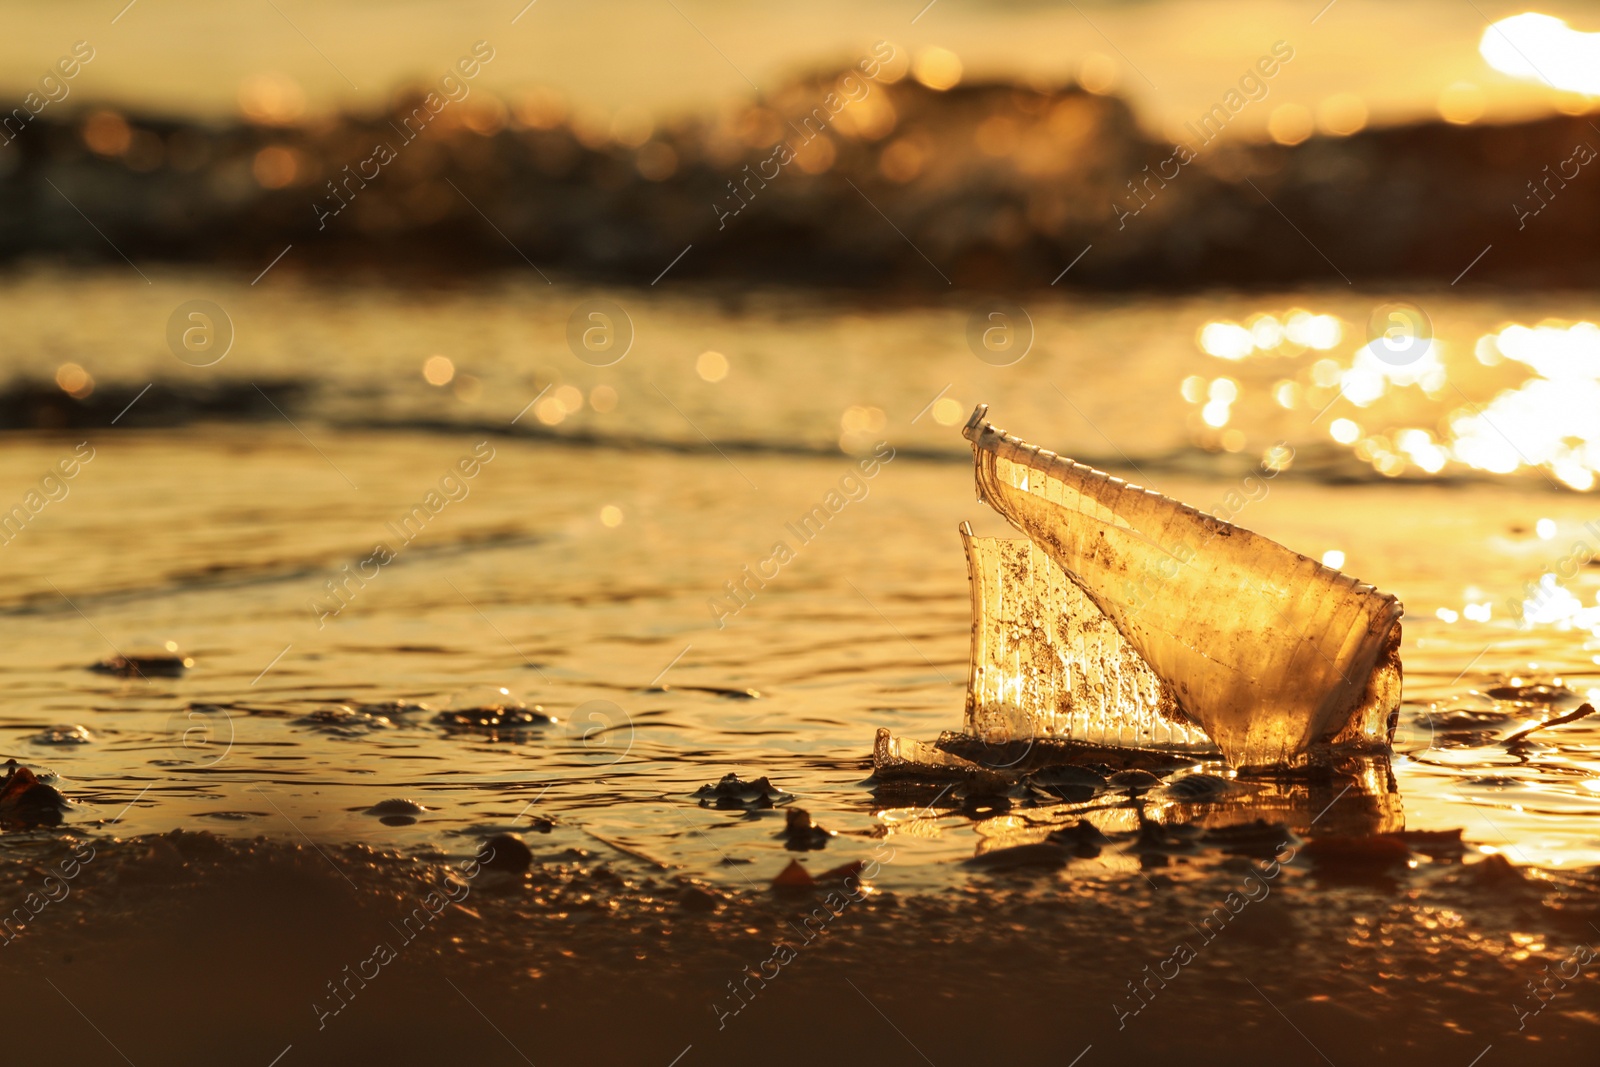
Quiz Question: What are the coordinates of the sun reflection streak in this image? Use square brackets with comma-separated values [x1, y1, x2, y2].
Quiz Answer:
[1187, 310, 1600, 488]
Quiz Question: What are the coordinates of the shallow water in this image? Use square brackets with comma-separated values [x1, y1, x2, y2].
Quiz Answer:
[2, 270, 1598, 892]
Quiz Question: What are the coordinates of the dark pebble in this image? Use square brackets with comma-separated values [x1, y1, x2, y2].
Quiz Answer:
[478, 833, 533, 873]
[780, 808, 834, 851]
[90, 653, 192, 677]
[692, 772, 793, 809]
[365, 798, 428, 816]
[678, 885, 721, 912]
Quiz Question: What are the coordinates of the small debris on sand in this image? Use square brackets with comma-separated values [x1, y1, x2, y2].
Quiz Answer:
[434, 705, 557, 730]
[364, 799, 429, 816]
[1503, 702, 1596, 747]
[646, 684, 760, 699]
[28, 724, 94, 745]
[779, 808, 834, 851]
[90, 650, 193, 677]
[296, 706, 395, 736]
[479, 833, 534, 873]
[771, 859, 815, 891]
[693, 773, 794, 809]
[677, 884, 722, 912]
[353, 700, 433, 717]
[1484, 683, 1573, 703]
[0, 761, 68, 826]
[364, 798, 429, 827]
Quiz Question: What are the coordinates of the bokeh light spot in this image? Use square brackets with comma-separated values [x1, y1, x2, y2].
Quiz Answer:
[931, 397, 964, 425]
[423, 355, 455, 386]
[913, 47, 963, 91]
[55, 363, 94, 399]
[696, 350, 729, 382]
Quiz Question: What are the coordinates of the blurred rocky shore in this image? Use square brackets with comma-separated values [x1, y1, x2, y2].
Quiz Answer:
[2, 64, 1596, 291]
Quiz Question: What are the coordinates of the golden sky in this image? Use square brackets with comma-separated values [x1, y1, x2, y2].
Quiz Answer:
[0, 0, 1595, 139]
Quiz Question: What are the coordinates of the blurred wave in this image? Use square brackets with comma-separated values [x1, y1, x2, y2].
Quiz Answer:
[4, 59, 1599, 289]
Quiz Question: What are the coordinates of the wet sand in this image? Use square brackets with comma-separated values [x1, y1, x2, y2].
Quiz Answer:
[1, 830, 1594, 1065]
